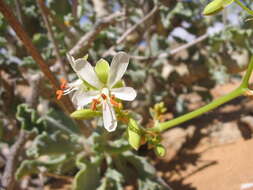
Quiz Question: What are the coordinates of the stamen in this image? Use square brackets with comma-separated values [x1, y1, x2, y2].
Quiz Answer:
[110, 97, 121, 108]
[60, 78, 67, 90]
[101, 93, 107, 100]
[91, 99, 100, 110]
[56, 90, 63, 100]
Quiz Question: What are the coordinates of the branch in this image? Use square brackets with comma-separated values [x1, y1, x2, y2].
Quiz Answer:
[69, 11, 124, 57]
[37, 0, 68, 79]
[1, 130, 35, 190]
[128, 33, 208, 61]
[14, 0, 24, 25]
[103, 5, 158, 57]
[41, 2, 77, 41]
[116, 5, 158, 44]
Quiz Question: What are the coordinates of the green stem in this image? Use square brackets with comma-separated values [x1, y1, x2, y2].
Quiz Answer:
[234, 0, 253, 16]
[241, 56, 253, 88]
[151, 87, 246, 132]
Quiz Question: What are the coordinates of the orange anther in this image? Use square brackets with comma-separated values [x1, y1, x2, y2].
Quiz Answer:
[60, 78, 67, 90]
[56, 90, 63, 100]
[91, 99, 100, 110]
[110, 97, 121, 108]
[101, 93, 107, 100]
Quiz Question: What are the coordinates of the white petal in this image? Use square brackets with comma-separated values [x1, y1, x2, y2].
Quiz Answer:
[108, 52, 129, 88]
[66, 54, 103, 89]
[68, 79, 83, 88]
[72, 90, 100, 108]
[102, 101, 117, 132]
[66, 53, 76, 70]
[111, 87, 137, 101]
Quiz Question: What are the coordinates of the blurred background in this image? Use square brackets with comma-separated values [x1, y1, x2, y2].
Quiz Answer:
[1, 0, 253, 189]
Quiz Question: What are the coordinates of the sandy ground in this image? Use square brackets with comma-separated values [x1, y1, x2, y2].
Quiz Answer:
[168, 139, 253, 190]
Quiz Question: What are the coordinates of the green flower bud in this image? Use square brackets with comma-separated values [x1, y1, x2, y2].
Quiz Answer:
[127, 118, 142, 150]
[203, 0, 234, 16]
[154, 144, 166, 157]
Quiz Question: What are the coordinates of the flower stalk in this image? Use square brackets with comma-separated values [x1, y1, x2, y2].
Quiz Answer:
[234, 0, 253, 16]
[151, 56, 253, 133]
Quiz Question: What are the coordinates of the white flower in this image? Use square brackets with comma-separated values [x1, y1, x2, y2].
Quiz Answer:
[59, 52, 137, 132]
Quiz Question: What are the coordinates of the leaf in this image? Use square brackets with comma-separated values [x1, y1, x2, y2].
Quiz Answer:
[47, 108, 80, 134]
[123, 152, 168, 190]
[97, 168, 124, 190]
[70, 109, 101, 120]
[127, 119, 142, 150]
[26, 131, 82, 157]
[16, 104, 45, 133]
[154, 144, 166, 157]
[73, 156, 100, 190]
[15, 155, 67, 180]
[95, 58, 110, 83]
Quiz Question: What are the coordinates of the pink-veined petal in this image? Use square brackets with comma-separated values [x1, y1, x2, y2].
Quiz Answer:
[66, 54, 103, 89]
[102, 100, 117, 132]
[108, 52, 129, 88]
[111, 87, 137, 101]
[72, 90, 100, 108]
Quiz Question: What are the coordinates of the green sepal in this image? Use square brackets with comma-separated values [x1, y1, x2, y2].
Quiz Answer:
[83, 54, 88, 60]
[154, 144, 166, 157]
[127, 119, 142, 150]
[70, 109, 101, 120]
[95, 59, 110, 83]
[113, 80, 124, 88]
[203, 0, 224, 16]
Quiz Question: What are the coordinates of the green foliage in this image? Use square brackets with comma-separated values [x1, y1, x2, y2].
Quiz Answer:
[16, 155, 67, 180]
[16, 104, 46, 133]
[26, 131, 82, 157]
[73, 156, 101, 190]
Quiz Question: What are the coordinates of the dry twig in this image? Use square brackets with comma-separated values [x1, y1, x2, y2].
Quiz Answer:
[69, 11, 124, 57]
[103, 5, 158, 57]
[117, 5, 158, 44]
[38, 1, 77, 41]
[1, 130, 35, 190]
[106, 33, 208, 61]
[37, 0, 68, 79]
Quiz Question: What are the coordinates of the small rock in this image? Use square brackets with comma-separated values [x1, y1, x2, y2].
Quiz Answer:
[240, 116, 253, 133]
[161, 126, 195, 161]
[210, 122, 242, 144]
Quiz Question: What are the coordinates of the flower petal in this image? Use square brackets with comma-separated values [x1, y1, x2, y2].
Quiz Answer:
[111, 87, 137, 101]
[66, 54, 103, 89]
[108, 52, 129, 88]
[102, 101, 117, 132]
[72, 90, 100, 108]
